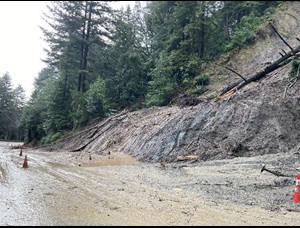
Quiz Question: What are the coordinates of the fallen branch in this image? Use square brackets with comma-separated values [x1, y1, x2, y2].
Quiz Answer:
[219, 44, 300, 97]
[260, 164, 294, 177]
[223, 66, 247, 81]
[269, 22, 294, 53]
[177, 155, 199, 161]
[219, 24, 300, 98]
[219, 79, 243, 96]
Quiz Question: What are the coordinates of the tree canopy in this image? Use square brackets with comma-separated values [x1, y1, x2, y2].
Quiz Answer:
[1, 1, 282, 144]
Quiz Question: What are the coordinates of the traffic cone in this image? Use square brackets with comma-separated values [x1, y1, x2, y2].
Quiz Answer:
[22, 155, 28, 168]
[293, 174, 300, 202]
[19, 149, 22, 156]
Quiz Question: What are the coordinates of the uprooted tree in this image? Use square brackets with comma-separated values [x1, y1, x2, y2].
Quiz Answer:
[219, 23, 300, 98]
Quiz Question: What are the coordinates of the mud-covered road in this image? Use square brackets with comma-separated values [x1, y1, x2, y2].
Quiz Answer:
[1, 141, 300, 226]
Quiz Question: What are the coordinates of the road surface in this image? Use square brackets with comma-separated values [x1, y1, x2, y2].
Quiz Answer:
[1, 141, 300, 225]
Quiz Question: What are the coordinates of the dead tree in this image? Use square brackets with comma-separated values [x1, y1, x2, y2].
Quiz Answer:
[219, 23, 300, 98]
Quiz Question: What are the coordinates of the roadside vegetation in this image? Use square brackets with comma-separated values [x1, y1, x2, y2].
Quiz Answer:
[0, 1, 283, 145]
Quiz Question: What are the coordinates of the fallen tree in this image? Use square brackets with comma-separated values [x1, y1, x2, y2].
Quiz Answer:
[219, 23, 300, 98]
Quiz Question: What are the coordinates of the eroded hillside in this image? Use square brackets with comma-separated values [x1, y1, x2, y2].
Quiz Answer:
[43, 2, 300, 163]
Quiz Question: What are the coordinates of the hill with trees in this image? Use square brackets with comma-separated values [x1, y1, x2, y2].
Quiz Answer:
[0, 1, 289, 151]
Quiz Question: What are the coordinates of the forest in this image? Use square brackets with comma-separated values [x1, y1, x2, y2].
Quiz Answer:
[0, 1, 283, 145]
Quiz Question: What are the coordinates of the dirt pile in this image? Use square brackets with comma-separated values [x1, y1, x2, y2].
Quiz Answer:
[43, 2, 300, 164]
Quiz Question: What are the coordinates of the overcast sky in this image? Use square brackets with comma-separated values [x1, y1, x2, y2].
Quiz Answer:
[0, 1, 135, 99]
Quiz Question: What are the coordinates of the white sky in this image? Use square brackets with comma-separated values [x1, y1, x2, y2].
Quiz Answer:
[0, 1, 135, 99]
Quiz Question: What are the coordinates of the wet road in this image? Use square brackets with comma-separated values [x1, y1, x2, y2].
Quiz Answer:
[1, 141, 300, 226]
[0, 142, 95, 225]
[0, 141, 45, 225]
[0, 142, 133, 226]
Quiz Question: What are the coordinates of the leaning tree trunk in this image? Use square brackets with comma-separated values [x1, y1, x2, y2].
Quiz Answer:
[219, 26, 300, 98]
[235, 44, 300, 91]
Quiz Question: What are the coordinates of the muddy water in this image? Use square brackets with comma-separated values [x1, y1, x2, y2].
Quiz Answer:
[1, 141, 300, 226]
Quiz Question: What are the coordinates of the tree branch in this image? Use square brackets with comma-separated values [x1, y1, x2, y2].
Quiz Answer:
[223, 66, 247, 82]
[270, 22, 294, 53]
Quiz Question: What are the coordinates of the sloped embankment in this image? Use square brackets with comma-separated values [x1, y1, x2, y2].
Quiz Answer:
[44, 2, 300, 163]
[45, 64, 300, 163]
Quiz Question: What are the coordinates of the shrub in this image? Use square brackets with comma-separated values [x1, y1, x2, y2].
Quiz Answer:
[194, 74, 210, 86]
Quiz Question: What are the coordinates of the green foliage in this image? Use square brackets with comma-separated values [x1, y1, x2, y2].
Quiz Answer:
[222, 2, 282, 51]
[115, 51, 149, 109]
[85, 78, 106, 118]
[71, 91, 89, 129]
[18, 1, 284, 145]
[145, 51, 178, 107]
[145, 76, 177, 107]
[225, 12, 260, 51]
[194, 74, 210, 86]
[18, 96, 47, 144]
[189, 85, 206, 95]
[33, 67, 57, 93]
[51, 132, 62, 142]
[145, 65, 177, 107]
[40, 132, 62, 145]
[262, 6, 277, 20]
[0, 72, 26, 140]
[42, 74, 72, 134]
[18, 67, 67, 144]
[189, 74, 210, 95]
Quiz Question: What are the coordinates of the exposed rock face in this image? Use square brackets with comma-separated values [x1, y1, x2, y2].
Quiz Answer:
[44, 2, 300, 163]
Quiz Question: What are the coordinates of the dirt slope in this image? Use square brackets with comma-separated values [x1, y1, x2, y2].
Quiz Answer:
[4, 3, 300, 225]
[43, 2, 300, 165]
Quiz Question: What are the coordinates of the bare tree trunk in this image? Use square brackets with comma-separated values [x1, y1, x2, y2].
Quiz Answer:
[219, 23, 300, 98]
[81, 1, 92, 93]
[219, 44, 300, 97]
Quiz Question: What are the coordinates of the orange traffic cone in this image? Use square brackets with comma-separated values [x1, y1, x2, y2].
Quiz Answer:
[293, 174, 300, 203]
[22, 155, 28, 168]
[19, 149, 22, 156]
